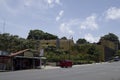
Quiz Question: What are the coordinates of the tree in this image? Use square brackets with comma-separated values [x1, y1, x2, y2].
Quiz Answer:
[27, 29, 58, 40]
[116, 50, 120, 57]
[100, 33, 119, 43]
[0, 33, 23, 52]
[76, 38, 88, 44]
[87, 45, 100, 62]
[100, 33, 120, 52]
[61, 37, 67, 40]
[27, 30, 44, 40]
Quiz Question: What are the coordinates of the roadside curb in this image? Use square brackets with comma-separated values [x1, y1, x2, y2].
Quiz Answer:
[41, 66, 60, 70]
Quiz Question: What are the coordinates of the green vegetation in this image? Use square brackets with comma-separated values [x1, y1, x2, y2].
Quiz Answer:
[116, 50, 120, 57]
[76, 38, 88, 44]
[27, 29, 58, 40]
[60, 36, 67, 40]
[0, 33, 38, 53]
[101, 33, 119, 43]
[0, 30, 120, 64]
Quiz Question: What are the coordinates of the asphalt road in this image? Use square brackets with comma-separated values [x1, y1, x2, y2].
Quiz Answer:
[0, 62, 120, 80]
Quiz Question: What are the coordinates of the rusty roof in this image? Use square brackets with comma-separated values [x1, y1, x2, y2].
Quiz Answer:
[9, 49, 29, 57]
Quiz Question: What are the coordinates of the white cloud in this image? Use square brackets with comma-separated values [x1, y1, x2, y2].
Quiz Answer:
[84, 33, 99, 43]
[80, 15, 98, 30]
[60, 23, 74, 35]
[105, 7, 120, 20]
[56, 17, 60, 21]
[46, 0, 61, 8]
[55, 0, 61, 5]
[59, 10, 64, 16]
[56, 10, 64, 21]
[59, 14, 99, 36]
[47, 0, 53, 4]
[59, 19, 82, 35]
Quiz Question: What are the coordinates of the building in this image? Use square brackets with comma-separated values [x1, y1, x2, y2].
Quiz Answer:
[0, 49, 45, 71]
[97, 40, 116, 61]
[40, 39, 74, 51]
[0, 51, 11, 71]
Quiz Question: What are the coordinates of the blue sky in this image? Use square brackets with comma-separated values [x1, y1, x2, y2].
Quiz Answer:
[0, 0, 120, 43]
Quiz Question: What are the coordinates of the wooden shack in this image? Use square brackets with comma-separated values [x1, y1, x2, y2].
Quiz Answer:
[0, 49, 44, 71]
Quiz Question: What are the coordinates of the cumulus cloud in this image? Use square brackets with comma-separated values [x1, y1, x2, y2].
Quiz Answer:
[59, 16, 99, 36]
[80, 15, 98, 30]
[24, 0, 61, 9]
[47, 0, 53, 4]
[46, 0, 61, 8]
[105, 7, 120, 20]
[59, 19, 84, 35]
[56, 10, 64, 21]
[60, 23, 74, 35]
[84, 33, 99, 43]
[55, 0, 61, 5]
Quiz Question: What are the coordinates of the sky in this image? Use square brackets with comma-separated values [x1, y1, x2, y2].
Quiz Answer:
[0, 0, 120, 43]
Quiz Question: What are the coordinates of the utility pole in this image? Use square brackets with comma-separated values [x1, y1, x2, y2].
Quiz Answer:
[69, 39, 70, 60]
[68, 36, 73, 60]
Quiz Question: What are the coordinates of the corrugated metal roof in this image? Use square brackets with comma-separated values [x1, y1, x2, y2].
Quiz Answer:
[9, 49, 29, 57]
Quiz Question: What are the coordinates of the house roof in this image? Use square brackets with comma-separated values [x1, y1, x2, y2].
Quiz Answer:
[8, 49, 46, 59]
[9, 49, 29, 57]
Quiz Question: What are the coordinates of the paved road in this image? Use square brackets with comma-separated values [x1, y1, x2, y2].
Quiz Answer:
[0, 62, 120, 80]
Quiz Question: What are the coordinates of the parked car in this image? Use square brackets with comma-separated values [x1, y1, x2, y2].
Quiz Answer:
[114, 56, 120, 61]
[59, 60, 73, 68]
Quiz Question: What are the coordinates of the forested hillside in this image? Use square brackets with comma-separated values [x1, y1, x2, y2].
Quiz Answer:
[0, 30, 120, 63]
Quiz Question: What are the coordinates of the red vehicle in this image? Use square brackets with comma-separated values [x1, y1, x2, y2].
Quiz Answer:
[59, 60, 73, 68]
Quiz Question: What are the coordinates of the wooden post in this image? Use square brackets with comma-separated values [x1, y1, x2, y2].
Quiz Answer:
[11, 57, 14, 71]
[33, 59, 35, 69]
